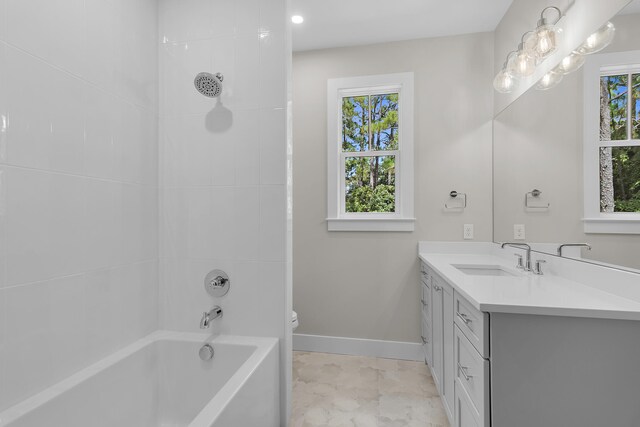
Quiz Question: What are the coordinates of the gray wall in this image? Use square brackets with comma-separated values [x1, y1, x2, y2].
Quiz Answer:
[292, 33, 494, 342]
[494, 13, 640, 270]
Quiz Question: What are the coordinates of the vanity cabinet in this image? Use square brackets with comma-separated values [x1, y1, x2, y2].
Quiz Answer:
[421, 262, 489, 427]
[420, 251, 640, 427]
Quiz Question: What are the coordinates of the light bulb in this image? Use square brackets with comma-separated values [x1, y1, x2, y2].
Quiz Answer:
[533, 7, 562, 60]
[555, 52, 585, 74]
[576, 21, 615, 55]
[493, 69, 518, 93]
[509, 49, 536, 78]
[535, 70, 563, 91]
[534, 24, 559, 59]
[291, 15, 304, 24]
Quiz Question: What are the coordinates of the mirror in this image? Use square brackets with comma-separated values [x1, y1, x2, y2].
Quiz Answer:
[493, 2, 640, 272]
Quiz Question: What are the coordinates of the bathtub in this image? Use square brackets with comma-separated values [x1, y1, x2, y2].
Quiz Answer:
[0, 331, 280, 427]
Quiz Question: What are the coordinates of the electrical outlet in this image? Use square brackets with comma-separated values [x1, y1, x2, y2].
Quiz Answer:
[514, 224, 526, 240]
[463, 224, 474, 240]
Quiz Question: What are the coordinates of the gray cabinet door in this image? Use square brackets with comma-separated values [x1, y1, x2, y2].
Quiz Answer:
[431, 280, 443, 393]
[442, 280, 454, 420]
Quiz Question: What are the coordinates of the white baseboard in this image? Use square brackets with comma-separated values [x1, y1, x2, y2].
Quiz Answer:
[293, 333, 423, 361]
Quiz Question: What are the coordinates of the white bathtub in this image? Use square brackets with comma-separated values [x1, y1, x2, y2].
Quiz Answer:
[0, 331, 279, 427]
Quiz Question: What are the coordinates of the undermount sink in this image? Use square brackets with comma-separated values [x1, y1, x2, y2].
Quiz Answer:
[452, 264, 519, 277]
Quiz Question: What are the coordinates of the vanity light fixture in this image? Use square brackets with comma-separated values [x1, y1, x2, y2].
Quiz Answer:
[533, 6, 562, 60]
[493, 6, 564, 93]
[575, 21, 615, 55]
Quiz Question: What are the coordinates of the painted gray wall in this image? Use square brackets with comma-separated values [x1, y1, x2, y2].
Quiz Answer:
[292, 33, 494, 342]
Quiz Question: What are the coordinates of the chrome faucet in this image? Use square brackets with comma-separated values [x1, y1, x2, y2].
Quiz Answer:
[501, 242, 532, 271]
[557, 243, 591, 257]
[200, 306, 223, 329]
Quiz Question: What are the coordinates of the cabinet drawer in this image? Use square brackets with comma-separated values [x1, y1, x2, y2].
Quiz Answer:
[421, 312, 432, 366]
[454, 325, 489, 427]
[454, 291, 489, 358]
[454, 381, 482, 427]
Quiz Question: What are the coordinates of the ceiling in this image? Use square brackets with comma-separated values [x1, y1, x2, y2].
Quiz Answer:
[291, 0, 514, 52]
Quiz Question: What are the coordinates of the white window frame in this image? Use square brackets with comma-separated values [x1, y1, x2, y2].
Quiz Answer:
[583, 50, 640, 234]
[327, 73, 415, 232]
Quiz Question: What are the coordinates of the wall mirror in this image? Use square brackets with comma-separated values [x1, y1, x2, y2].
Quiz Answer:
[493, 1, 640, 272]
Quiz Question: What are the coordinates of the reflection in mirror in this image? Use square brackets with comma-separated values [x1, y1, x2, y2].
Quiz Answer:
[493, 5, 640, 272]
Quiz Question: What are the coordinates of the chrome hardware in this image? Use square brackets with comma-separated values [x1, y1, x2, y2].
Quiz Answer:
[514, 254, 524, 269]
[200, 306, 223, 329]
[458, 363, 473, 381]
[457, 312, 471, 324]
[445, 190, 467, 209]
[502, 242, 532, 272]
[421, 299, 427, 307]
[199, 344, 214, 361]
[557, 243, 591, 257]
[533, 259, 546, 275]
[421, 336, 428, 344]
[525, 189, 550, 209]
[434, 285, 442, 291]
[204, 270, 230, 297]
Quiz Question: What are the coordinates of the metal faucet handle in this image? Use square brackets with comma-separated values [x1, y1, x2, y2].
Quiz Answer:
[514, 254, 524, 269]
[533, 259, 546, 275]
[204, 270, 230, 297]
[210, 276, 227, 288]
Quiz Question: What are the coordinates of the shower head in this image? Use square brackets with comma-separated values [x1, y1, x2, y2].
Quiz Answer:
[194, 72, 224, 98]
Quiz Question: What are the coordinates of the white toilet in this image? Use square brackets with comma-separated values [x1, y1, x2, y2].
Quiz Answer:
[292, 311, 299, 331]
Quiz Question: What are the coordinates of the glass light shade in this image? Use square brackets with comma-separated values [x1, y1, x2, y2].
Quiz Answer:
[535, 70, 563, 91]
[555, 52, 585, 74]
[493, 69, 518, 93]
[576, 21, 615, 55]
[509, 48, 536, 78]
[534, 24, 560, 59]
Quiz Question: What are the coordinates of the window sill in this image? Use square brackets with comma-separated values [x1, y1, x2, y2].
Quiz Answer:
[327, 217, 415, 232]
[583, 217, 640, 234]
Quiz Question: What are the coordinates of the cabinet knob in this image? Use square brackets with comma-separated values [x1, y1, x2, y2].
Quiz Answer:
[434, 285, 442, 291]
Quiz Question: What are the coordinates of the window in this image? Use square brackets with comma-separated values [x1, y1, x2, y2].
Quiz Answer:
[327, 73, 414, 231]
[584, 51, 640, 233]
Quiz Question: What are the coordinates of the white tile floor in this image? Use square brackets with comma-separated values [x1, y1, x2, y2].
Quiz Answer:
[291, 351, 450, 427]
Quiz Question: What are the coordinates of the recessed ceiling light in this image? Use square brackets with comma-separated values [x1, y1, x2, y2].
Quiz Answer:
[291, 15, 304, 24]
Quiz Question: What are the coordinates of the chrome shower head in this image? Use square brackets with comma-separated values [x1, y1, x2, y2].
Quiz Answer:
[194, 72, 224, 98]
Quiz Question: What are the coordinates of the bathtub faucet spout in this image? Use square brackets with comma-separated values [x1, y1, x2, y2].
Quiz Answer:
[200, 306, 223, 329]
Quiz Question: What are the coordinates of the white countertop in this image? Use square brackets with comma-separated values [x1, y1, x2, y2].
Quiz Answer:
[419, 252, 640, 321]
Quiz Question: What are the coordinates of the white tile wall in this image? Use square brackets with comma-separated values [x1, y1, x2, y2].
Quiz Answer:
[5, 0, 85, 77]
[158, 5, 290, 419]
[0, 0, 159, 412]
[158, 0, 288, 323]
